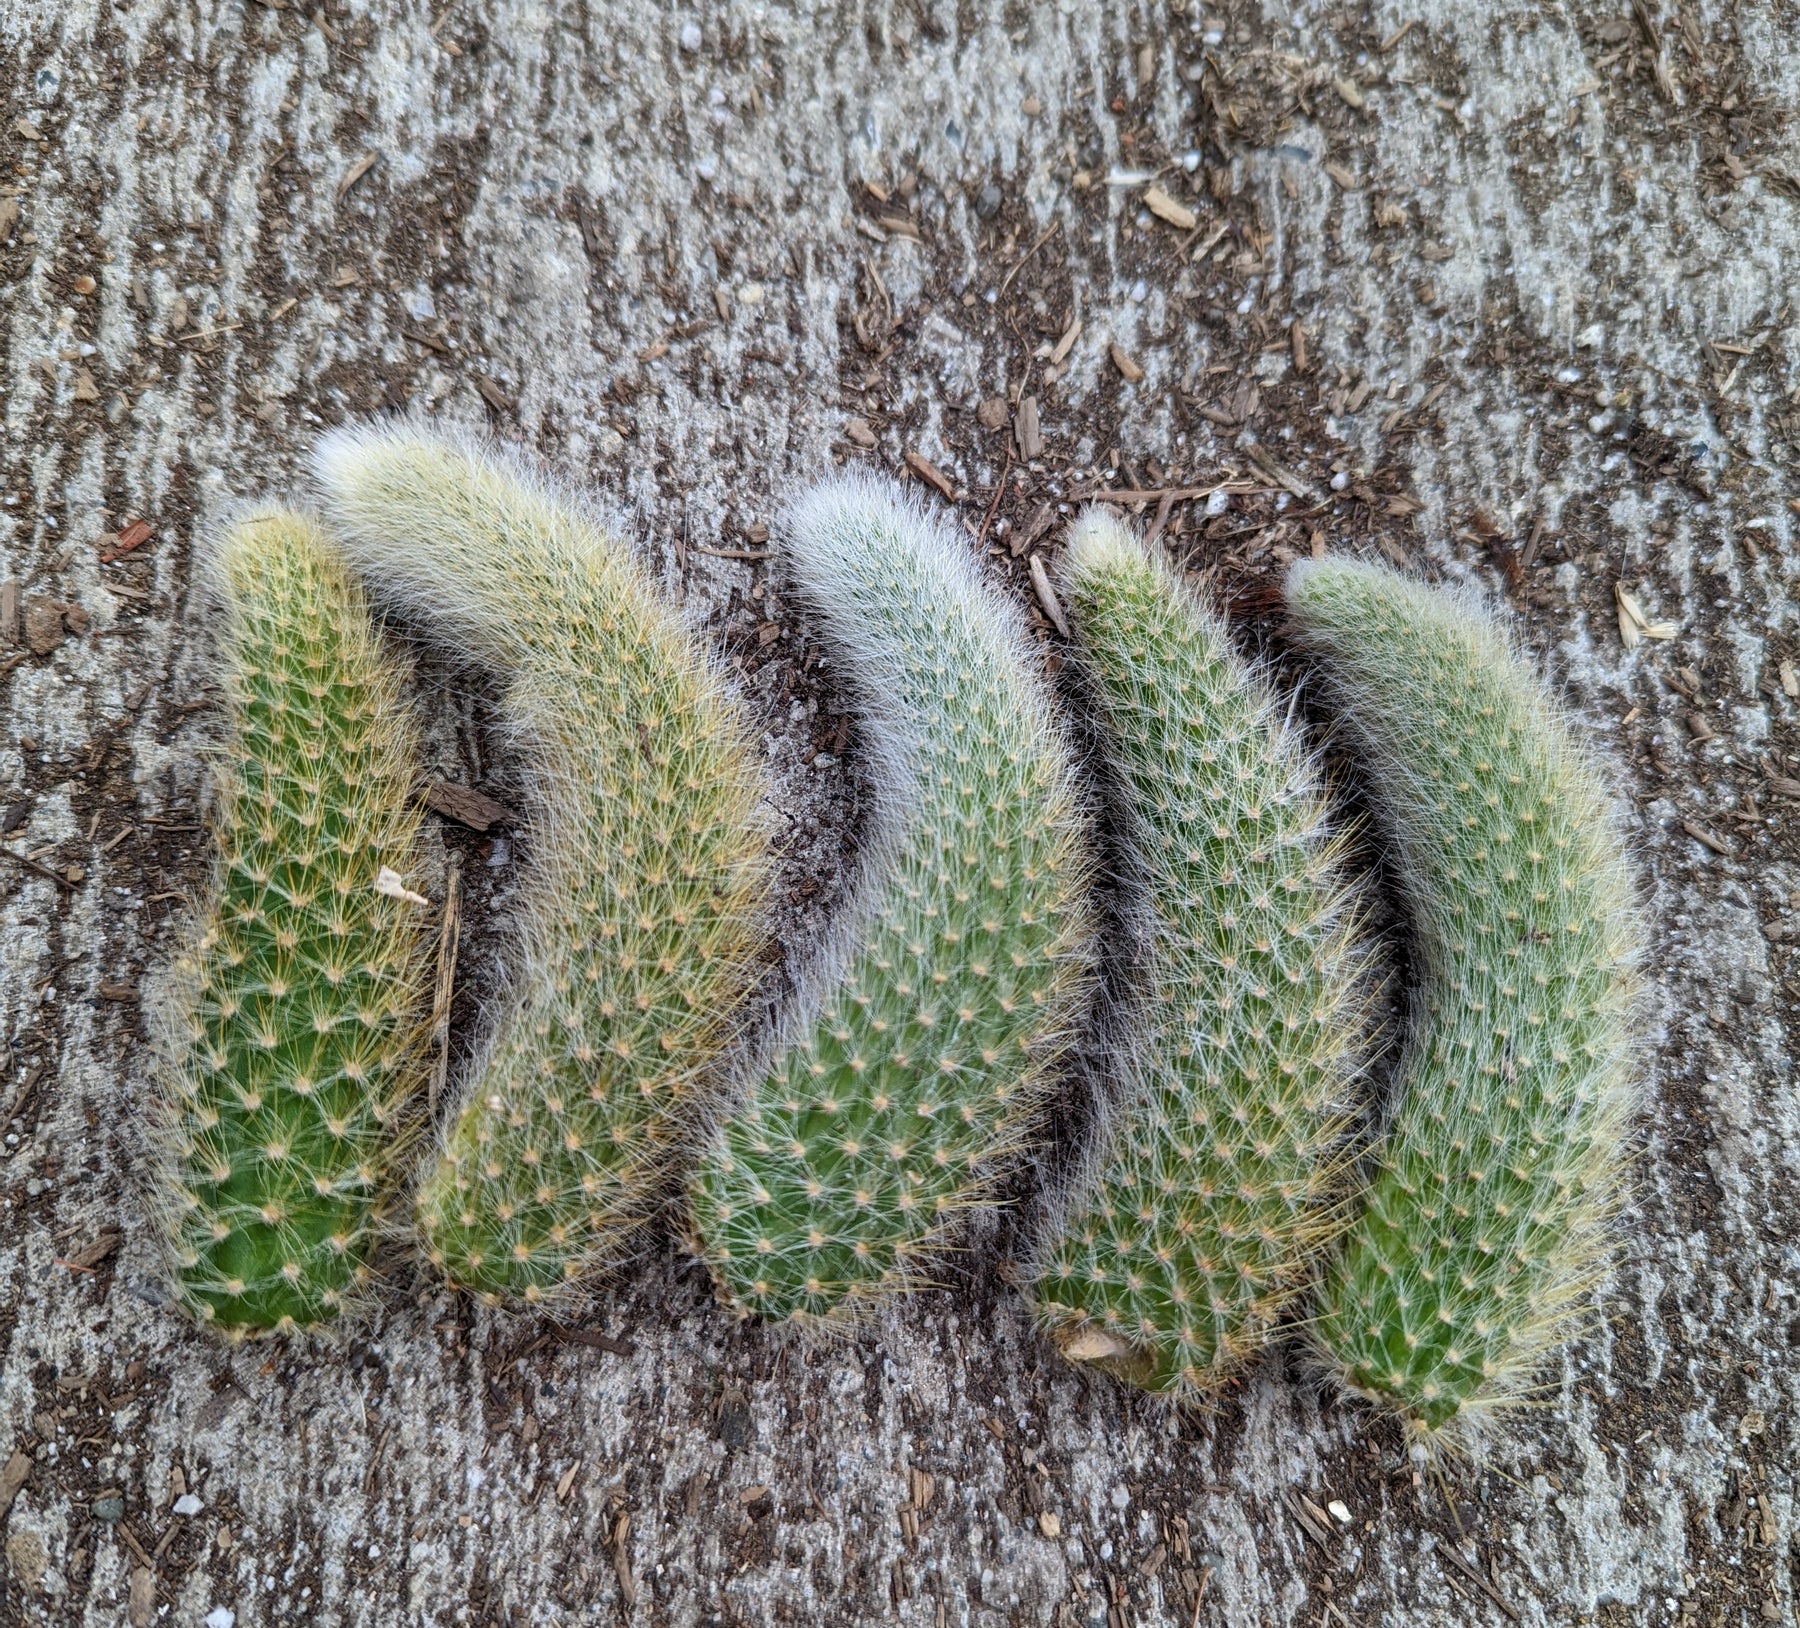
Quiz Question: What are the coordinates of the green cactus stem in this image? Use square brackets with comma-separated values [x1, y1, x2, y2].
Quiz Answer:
[156, 510, 434, 1335]
[687, 475, 1092, 1326]
[1286, 556, 1641, 1447]
[1030, 512, 1362, 1400]
[315, 426, 769, 1303]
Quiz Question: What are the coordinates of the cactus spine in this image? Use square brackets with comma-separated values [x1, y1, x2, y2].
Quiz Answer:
[1030, 513, 1360, 1399]
[157, 510, 433, 1335]
[687, 475, 1091, 1324]
[1286, 557, 1640, 1445]
[314, 426, 768, 1303]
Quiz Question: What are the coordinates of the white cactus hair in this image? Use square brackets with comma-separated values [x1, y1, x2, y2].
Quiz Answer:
[687, 471, 1096, 1327]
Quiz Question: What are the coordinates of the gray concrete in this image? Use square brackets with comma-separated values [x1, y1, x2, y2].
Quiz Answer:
[1, 0, 1797, 1623]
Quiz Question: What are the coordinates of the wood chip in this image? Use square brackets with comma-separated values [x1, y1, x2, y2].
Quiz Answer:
[1048, 317, 1081, 367]
[474, 375, 513, 414]
[1682, 821, 1734, 857]
[336, 150, 379, 200]
[1380, 18, 1418, 50]
[24, 595, 64, 656]
[0, 197, 18, 237]
[101, 520, 154, 563]
[426, 783, 516, 832]
[556, 1461, 582, 1503]
[1686, 712, 1715, 741]
[73, 367, 100, 402]
[1764, 775, 1800, 801]
[875, 214, 921, 242]
[1109, 344, 1144, 383]
[904, 452, 956, 501]
[1037, 1510, 1061, 1538]
[844, 416, 877, 448]
[128, 1565, 156, 1628]
[1335, 76, 1365, 109]
[976, 397, 1008, 431]
[66, 1231, 122, 1268]
[909, 1467, 935, 1511]
[0, 578, 17, 645]
[0, 1449, 30, 1514]
[1142, 184, 1197, 230]
[1029, 554, 1070, 637]
[1013, 395, 1042, 459]
[1324, 162, 1363, 190]
[1244, 444, 1320, 501]
[1290, 321, 1308, 375]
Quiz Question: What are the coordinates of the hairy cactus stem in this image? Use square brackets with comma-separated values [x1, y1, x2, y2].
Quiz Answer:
[315, 425, 770, 1304]
[688, 474, 1093, 1326]
[1031, 510, 1363, 1400]
[154, 509, 434, 1336]
[1287, 556, 1641, 1449]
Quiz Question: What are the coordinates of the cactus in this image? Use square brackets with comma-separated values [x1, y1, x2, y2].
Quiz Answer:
[687, 474, 1092, 1325]
[314, 425, 769, 1303]
[1285, 557, 1640, 1446]
[1029, 512, 1361, 1399]
[155, 510, 433, 1335]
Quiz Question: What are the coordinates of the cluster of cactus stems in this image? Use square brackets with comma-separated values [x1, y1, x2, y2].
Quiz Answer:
[1029, 513, 1362, 1400]
[314, 428, 769, 1304]
[686, 476, 1093, 1325]
[154, 426, 1642, 1455]
[1285, 558, 1640, 1447]
[155, 511, 433, 1336]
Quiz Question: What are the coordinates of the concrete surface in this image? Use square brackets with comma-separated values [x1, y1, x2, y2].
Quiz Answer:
[1, 0, 1797, 1623]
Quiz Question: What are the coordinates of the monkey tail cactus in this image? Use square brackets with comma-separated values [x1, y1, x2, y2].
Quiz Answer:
[1285, 556, 1641, 1447]
[687, 474, 1093, 1325]
[156, 510, 434, 1336]
[1029, 512, 1362, 1400]
[314, 425, 769, 1303]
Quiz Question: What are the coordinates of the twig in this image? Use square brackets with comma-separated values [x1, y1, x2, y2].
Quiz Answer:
[0, 847, 78, 889]
[997, 219, 1061, 298]
[428, 850, 463, 1118]
[976, 441, 1014, 552]
[687, 545, 775, 561]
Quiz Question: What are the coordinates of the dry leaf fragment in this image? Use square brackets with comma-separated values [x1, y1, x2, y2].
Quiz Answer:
[73, 367, 100, 402]
[1029, 555, 1070, 637]
[373, 867, 431, 908]
[1324, 162, 1362, 190]
[336, 150, 379, 200]
[1142, 184, 1197, 230]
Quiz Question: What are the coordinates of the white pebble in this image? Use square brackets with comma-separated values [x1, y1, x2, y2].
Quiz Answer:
[173, 1493, 203, 1516]
[205, 1611, 236, 1628]
[678, 21, 702, 51]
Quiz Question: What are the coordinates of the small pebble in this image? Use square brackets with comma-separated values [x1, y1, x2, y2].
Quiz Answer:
[94, 1495, 125, 1523]
[975, 183, 1003, 220]
[678, 21, 701, 51]
[1327, 1499, 1352, 1523]
[1204, 489, 1231, 517]
[1330, 470, 1351, 491]
[174, 1493, 203, 1516]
